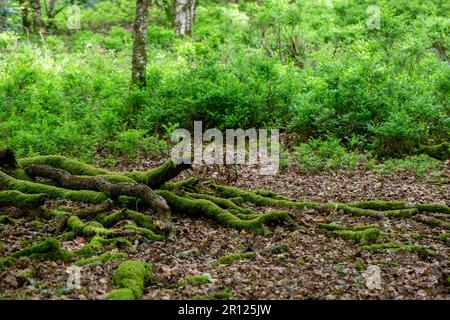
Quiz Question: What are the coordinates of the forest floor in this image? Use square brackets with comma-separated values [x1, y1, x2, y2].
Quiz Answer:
[0, 157, 449, 300]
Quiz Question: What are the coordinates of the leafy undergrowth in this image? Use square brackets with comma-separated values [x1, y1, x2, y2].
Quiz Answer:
[0, 161, 449, 300]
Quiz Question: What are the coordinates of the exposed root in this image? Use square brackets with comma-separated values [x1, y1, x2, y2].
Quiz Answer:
[215, 244, 289, 265]
[360, 243, 435, 258]
[156, 190, 292, 234]
[19, 156, 190, 189]
[0, 190, 48, 209]
[0, 171, 107, 204]
[0, 148, 17, 170]
[25, 164, 170, 218]
[0, 238, 71, 270]
[75, 252, 128, 267]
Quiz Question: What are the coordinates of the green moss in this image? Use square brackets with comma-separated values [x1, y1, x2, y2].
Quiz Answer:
[382, 208, 418, 218]
[107, 288, 135, 300]
[193, 289, 234, 300]
[349, 200, 407, 211]
[355, 261, 365, 271]
[409, 232, 422, 240]
[0, 171, 107, 204]
[332, 228, 381, 244]
[120, 224, 164, 241]
[215, 251, 256, 265]
[107, 260, 157, 300]
[185, 273, 212, 286]
[74, 236, 131, 258]
[415, 204, 450, 215]
[30, 220, 44, 230]
[18, 155, 110, 176]
[0, 190, 47, 209]
[125, 159, 183, 189]
[437, 232, 450, 242]
[75, 252, 128, 267]
[157, 190, 291, 234]
[361, 243, 435, 257]
[68, 216, 112, 237]
[0, 256, 17, 271]
[418, 142, 450, 161]
[101, 209, 156, 230]
[187, 192, 257, 215]
[19, 156, 183, 189]
[0, 215, 14, 224]
[10, 238, 71, 262]
[319, 223, 376, 231]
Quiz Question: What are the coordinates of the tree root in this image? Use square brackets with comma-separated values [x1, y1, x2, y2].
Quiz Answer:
[0, 190, 48, 209]
[156, 190, 292, 234]
[215, 244, 289, 265]
[25, 164, 170, 218]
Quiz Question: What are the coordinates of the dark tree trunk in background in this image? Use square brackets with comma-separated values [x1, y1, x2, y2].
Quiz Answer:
[19, 0, 31, 31]
[174, 0, 196, 37]
[131, 0, 149, 87]
[30, 0, 43, 31]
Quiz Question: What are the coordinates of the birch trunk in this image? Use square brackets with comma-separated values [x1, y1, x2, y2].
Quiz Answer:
[131, 0, 149, 87]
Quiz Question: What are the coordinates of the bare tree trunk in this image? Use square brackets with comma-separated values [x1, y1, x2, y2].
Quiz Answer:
[131, 0, 149, 87]
[174, 0, 196, 37]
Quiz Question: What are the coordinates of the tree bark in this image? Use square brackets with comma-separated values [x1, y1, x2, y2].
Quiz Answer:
[131, 0, 149, 87]
[174, 0, 196, 37]
[30, 0, 44, 31]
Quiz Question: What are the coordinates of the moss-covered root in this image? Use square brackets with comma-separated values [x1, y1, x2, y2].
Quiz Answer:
[361, 243, 435, 258]
[156, 190, 292, 234]
[0, 171, 107, 204]
[0, 190, 48, 209]
[413, 214, 450, 229]
[107, 260, 157, 300]
[215, 244, 289, 265]
[68, 215, 163, 241]
[319, 223, 381, 244]
[75, 252, 128, 267]
[1, 238, 71, 270]
[74, 235, 132, 258]
[25, 164, 170, 217]
[19, 155, 190, 189]
[126, 159, 191, 189]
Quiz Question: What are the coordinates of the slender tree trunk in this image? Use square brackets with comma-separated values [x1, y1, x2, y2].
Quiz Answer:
[131, 0, 149, 87]
[19, 0, 31, 31]
[30, 0, 43, 31]
[174, 0, 196, 37]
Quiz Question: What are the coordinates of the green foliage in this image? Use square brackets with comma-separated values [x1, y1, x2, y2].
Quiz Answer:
[0, 0, 448, 162]
[294, 137, 367, 172]
[375, 155, 443, 177]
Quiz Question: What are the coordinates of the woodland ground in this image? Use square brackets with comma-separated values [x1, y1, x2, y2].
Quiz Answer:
[0, 157, 448, 300]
